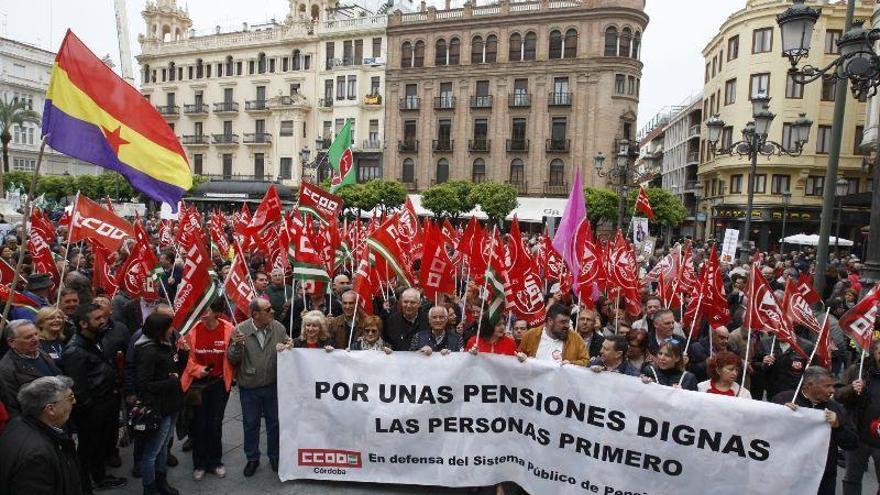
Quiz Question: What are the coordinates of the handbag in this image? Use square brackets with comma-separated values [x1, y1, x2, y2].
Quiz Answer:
[128, 401, 161, 434]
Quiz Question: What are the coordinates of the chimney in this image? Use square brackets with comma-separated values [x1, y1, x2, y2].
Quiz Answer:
[242, 22, 249, 31]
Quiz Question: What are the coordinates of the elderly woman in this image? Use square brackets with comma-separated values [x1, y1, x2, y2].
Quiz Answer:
[350, 316, 392, 353]
[291, 310, 334, 349]
[697, 351, 751, 398]
[35, 307, 67, 366]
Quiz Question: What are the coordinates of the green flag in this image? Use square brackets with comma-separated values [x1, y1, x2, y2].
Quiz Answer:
[328, 119, 354, 192]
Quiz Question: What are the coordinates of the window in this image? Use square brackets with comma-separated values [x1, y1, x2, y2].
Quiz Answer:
[373, 37, 382, 58]
[254, 153, 265, 178]
[513, 78, 528, 104]
[436, 159, 450, 184]
[473, 118, 488, 144]
[786, 73, 804, 99]
[343, 40, 353, 65]
[222, 121, 233, 136]
[347, 76, 357, 100]
[627, 76, 636, 95]
[821, 76, 836, 101]
[825, 30, 841, 54]
[403, 120, 417, 143]
[620, 28, 632, 58]
[549, 159, 565, 186]
[855, 125, 865, 153]
[712, 56, 717, 78]
[730, 174, 743, 194]
[438, 119, 452, 148]
[705, 63, 711, 84]
[631, 31, 640, 60]
[354, 39, 363, 65]
[336, 76, 346, 100]
[749, 73, 770, 99]
[326, 42, 335, 68]
[771, 174, 790, 194]
[523, 32, 537, 61]
[551, 117, 567, 143]
[402, 158, 415, 183]
[405, 84, 418, 109]
[282, 57, 289, 72]
[485, 35, 497, 63]
[324, 79, 334, 101]
[782, 123, 798, 149]
[752, 27, 772, 53]
[509, 159, 525, 184]
[549, 30, 563, 59]
[192, 154, 203, 175]
[753, 174, 767, 194]
[721, 126, 733, 150]
[724, 78, 737, 105]
[402, 42, 413, 68]
[269, 58, 276, 73]
[472, 159, 487, 183]
[414, 41, 425, 67]
[806, 175, 824, 196]
[604, 27, 618, 56]
[280, 121, 294, 136]
[222, 154, 233, 179]
[12, 158, 36, 171]
[448, 38, 460, 65]
[370, 76, 381, 96]
[817, 125, 832, 154]
[236, 61, 243, 75]
[511, 118, 527, 143]
[615, 74, 626, 95]
[436, 39, 448, 66]
[509, 33, 522, 62]
[563, 29, 577, 58]
[224, 87, 234, 103]
[719, 50, 723, 71]
[368, 119, 379, 143]
[846, 178, 859, 195]
[710, 93, 716, 114]
[472, 35, 484, 63]
[280, 157, 292, 180]
[358, 159, 381, 182]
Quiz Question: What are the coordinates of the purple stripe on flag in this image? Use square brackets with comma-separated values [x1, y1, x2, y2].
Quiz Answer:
[42, 100, 186, 207]
[551, 168, 586, 294]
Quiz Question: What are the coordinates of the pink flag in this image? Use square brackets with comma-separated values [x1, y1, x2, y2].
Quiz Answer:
[551, 168, 585, 294]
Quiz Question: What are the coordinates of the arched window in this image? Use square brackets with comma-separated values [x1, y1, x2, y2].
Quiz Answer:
[509, 33, 522, 62]
[523, 31, 537, 61]
[471, 35, 484, 64]
[509, 159, 525, 184]
[549, 30, 563, 59]
[435, 39, 447, 66]
[604, 27, 618, 56]
[401, 42, 413, 68]
[311, 4, 320, 20]
[258, 52, 267, 73]
[448, 37, 460, 65]
[620, 28, 632, 58]
[436, 159, 450, 184]
[414, 40, 425, 67]
[485, 35, 497, 63]
[564, 29, 577, 58]
[292, 50, 301, 70]
[225, 56, 233, 76]
[632, 31, 641, 60]
[472, 158, 486, 183]
[402, 158, 415, 183]
[549, 159, 565, 186]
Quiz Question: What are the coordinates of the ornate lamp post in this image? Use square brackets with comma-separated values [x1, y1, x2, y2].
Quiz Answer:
[705, 95, 812, 263]
[780, 189, 792, 253]
[835, 177, 849, 254]
[593, 140, 645, 230]
[694, 182, 704, 241]
[299, 147, 311, 183]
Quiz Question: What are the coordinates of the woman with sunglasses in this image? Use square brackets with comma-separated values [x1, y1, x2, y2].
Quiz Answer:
[349, 316, 392, 353]
[641, 341, 698, 391]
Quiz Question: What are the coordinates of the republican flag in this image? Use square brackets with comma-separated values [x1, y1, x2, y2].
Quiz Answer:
[328, 119, 355, 192]
[838, 283, 880, 353]
[551, 168, 586, 294]
[171, 227, 217, 335]
[69, 193, 134, 252]
[744, 261, 807, 359]
[634, 186, 654, 220]
[42, 31, 191, 208]
[224, 253, 256, 315]
[419, 220, 455, 301]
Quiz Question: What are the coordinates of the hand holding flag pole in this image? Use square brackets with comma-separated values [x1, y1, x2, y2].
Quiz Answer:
[791, 308, 832, 400]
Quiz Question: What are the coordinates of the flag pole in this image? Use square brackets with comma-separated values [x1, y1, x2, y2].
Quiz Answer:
[858, 349, 867, 382]
[738, 269, 755, 397]
[1, 139, 46, 326]
[474, 226, 498, 353]
[791, 308, 831, 400]
[55, 190, 80, 307]
[346, 294, 360, 350]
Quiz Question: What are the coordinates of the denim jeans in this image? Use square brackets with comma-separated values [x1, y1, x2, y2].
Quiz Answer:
[141, 412, 178, 486]
[191, 380, 230, 470]
[239, 385, 279, 462]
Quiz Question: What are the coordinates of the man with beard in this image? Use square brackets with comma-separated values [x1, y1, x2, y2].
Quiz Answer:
[516, 304, 587, 366]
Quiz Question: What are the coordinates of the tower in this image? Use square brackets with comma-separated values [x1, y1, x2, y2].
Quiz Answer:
[288, 0, 339, 21]
[141, 0, 193, 43]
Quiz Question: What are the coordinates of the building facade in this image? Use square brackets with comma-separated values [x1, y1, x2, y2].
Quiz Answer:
[661, 95, 702, 238]
[699, 0, 872, 249]
[383, 0, 647, 196]
[0, 37, 101, 176]
[136, 0, 402, 189]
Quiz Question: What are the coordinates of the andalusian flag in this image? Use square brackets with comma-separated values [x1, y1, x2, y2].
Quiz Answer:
[328, 119, 354, 193]
[42, 31, 192, 209]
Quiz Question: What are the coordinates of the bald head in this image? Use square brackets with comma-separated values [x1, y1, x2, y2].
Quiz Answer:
[711, 325, 730, 351]
[400, 288, 421, 320]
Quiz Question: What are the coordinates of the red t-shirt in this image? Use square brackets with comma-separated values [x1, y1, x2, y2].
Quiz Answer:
[465, 336, 517, 356]
[707, 381, 736, 397]
[306, 341, 319, 349]
[193, 326, 226, 377]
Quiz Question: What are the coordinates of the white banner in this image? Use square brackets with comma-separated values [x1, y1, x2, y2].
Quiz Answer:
[278, 350, 829, 495]
[721, 228, 740, 264]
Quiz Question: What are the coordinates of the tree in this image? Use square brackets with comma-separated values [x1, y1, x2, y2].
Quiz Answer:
[627, 187, 687, 227]
[469, 182, 518, 227]
[336, 183, 378, 218]
[583, 187, 619, 227]
[0, 97, 41, 196]
[421, 183, 466, 220]
[364, 179, 406, 212]
[36, 175, 75, 201]
[445, 180, 476, 213]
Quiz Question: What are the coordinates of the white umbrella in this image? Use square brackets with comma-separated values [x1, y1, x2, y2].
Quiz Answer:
[780, 234, 853, 247]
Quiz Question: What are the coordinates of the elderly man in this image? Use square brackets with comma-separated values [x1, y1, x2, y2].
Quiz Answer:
[266, 270, 291, 324]
[329, 291, 364, 349]
[383, 288, 429, 351]
[687, 326, 735, 382]
[409, 306, 463, 355]
[633, 296, 683, 336]
[228, 298, 288, 477]
[9, 273, 52, 322]
[647, 309, 685, 356]
[0, 376, 81, 494]
[0, 320, 62, 414]
[332, 274, 351, 298]
[517, 304, 588, 366]
[575, 309, 604, 359]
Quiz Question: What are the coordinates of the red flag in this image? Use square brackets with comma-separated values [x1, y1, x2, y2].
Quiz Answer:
[678, 242, 698, 299]
[815, 315, 832, 369]
[838, 283, 880, 353]
[635, 186, 654, 220]
[69, 194, 134, 252]
[682, 247, 730, 333]
[795, 272, 821, 306]
[171, 226, 216, 335]
[58, 209, 70, 228]
[366, 214, 415, 287]
[504, 218, 546, 327]
[0, 257, 21, 285]
[92, 242, 118, 296]
[745, 260, 807, 359]
[28, 209, 60, 290]
[607, 230, 641, 316]
[247, 185, 282, 237]
[298, 182, 342, 223]
[352, 258, 377, 315]
[0, 284, 42, 309]
[459, 217, 487, 282]
[224, 253, 256, 315]
[210, 211, 232, 260]
[783, 278, 822, 335]
[398, 196, 424, 260]
[573, 218, 603, 305]
[157, 219, 173, 249]
[418, 220, 455, 301]
[116, 222, 160, 300]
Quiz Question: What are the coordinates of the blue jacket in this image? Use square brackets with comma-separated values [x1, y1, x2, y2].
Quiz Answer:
[409, 330, 463, 353]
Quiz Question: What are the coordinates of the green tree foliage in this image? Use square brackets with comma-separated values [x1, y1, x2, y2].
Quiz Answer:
[444, 180, 476, 213]
[469, 182, 518, 227]
[1, 171, 138, 202]
[0, 97, 41, 196]
[335, 183, 379, 216]
[364, 179, 406, 211]
[421, 183, 466, 220]
[583, 187, 619, 226]
[627, 187, 687, 226]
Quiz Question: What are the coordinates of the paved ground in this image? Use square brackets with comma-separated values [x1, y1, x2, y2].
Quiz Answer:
[109, 388, 877, 494]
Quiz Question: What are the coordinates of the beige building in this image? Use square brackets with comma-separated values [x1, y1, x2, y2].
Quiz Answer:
[383, 0, 647, 196]
[136, 0, 402, 194]
[699, 0, 872, 248]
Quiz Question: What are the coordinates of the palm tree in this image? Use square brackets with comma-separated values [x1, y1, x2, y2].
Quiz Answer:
[0, 96, 41, 197]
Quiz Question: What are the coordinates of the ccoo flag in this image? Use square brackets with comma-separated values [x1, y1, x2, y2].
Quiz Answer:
[42, 30, 192, 208]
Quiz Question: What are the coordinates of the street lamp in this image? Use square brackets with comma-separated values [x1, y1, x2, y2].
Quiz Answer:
[780, 190, 792, 253]
[694, 182, 703, 241]
[705, 96, 812, 263]
[835, 177, 849, 254]
[594, 140, 644, 230]
[299, 146, 311, 183]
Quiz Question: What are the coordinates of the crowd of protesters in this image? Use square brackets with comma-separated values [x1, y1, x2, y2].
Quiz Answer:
[0, 206, 874, 495]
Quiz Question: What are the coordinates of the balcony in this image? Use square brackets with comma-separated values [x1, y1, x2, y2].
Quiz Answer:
[506, 180, 529, 195]
[548, 92, 572, 107]
[508, 93, 531, 108]
[201, 174, 275, 182]
[317, 138, 332, 150]
[245, 99, 269, 112]
[398, 140, 419, 153]
[181, 134, 210, 146]
[212, 133, 239, 145]
[544, 181, 569, 197]
[213, 102, 239, 114]
[400, 178, 419, 192]
[243, 132, 272, 145]
[183, 103, 208, 115]
[399, 97, 421, 111]
[318, 98, 334, 109]
[363, 94, 383, 106]
[156, 104, 179, 117]
[470, 95, 493, 109]
[688, 124, 701, 139]
[432, 139, 454, 152]
[687, 150, 700, 164]
[545, 139, 570, 153]
[433, 96, 455, 110]
[468, 139, 491, 152]
[362, 139, 383, 151]
[273, 95, 310, 109]
[506, 139, 529, 152]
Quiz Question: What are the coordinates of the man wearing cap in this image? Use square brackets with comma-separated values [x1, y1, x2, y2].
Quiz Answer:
[9, 273, 52, 322]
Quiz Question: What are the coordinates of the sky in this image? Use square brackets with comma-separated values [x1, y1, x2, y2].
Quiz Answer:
[2, 0, 745, 129]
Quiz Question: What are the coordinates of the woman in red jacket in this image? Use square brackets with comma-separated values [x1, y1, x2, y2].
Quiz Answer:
[466, 316, 517, 356]
[181, 298, 236, 481]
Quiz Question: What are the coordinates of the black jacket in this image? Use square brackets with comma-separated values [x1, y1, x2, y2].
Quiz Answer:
[642, 364, 698, 391]
[835, 361, 880, 448]
[408, 330, 463, 353]
[61, 333, 118, 410]
[134, 337, 184, 417]
[0, 350, 61, 414]
[383, 309, 430, 351]
[0, 416, 82, 495]
[582, 332, 605, 360]
[687, 337, 739, 383]
[755, 336, 814, 400]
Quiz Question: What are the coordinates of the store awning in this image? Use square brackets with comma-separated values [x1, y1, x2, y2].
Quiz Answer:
[185, 180, 296, 203]
[403, 195, 568, 222]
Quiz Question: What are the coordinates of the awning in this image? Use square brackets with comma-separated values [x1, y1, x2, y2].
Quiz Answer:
[185, 180, 296, 203]
[780, 234, 853, 247]
[404, 195, 567, 222]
